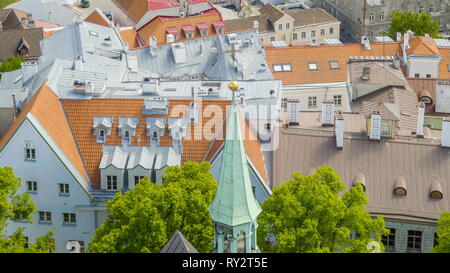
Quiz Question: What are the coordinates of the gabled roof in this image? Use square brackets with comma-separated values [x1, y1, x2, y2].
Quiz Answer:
[286, 8, 338, 27]
[0, 8, 29, 30]
[0, 82, 89, 183]
[160, 230, 198, 253]
[0, 28, 43, 59]
[84, 8, 113, 28]
[407, 36, 440, 56]
[259, 4, 292, 24]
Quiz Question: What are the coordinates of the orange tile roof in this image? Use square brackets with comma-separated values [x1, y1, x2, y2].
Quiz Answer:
[119, 28, 140, 49]
[113, 0, 149, 22]
[439, 48, 450, 79]
[84, 9, 112, 28]
[265, 42, 402, 85]
[407, 36, 440, 56]
[61, 98, 233, 189]
[0, 82, 89, 183]
[136, 12, 222, 45]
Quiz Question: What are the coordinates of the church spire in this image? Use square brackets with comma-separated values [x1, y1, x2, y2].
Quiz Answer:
[209, 80, 262, 253]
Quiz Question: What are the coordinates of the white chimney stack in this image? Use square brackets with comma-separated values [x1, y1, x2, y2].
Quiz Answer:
[321, 101, 335, 126]
[396, 32, 401, 42]
[149, 36, 157, 56]
[416, 102, 425, 138]
[21, 62, 38, 83]
[287, 99, 300, 126]
[253, 20, 259, 29]
[442, 118, 450, 147]
[335, 112, 344, 149]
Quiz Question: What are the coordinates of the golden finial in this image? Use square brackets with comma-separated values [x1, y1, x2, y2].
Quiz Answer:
[228, 80, 239, 92]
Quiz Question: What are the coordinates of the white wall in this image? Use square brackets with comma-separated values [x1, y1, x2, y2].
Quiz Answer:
[100, 166, 125, 190]
[0, 119, 95, 252]
[407, 56, 441, 78]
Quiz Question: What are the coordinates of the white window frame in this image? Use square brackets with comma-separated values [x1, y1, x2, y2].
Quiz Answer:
[24, 142, 36, 161]
[63, 213, 76, 225]
[134, 176, 145, 185]
[308, 96, 317, 108]
[107, 175, 118, 191]
[59, 183, 70, 195]
[334, 95, 342, 106]
[39, 211, 52, 224]
[308, 62, 318, 71]
[27, 181, 37, 193]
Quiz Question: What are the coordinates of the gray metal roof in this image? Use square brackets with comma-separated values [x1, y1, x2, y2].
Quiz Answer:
[160, 230, 198, 253]
[130, 30, 273, 81]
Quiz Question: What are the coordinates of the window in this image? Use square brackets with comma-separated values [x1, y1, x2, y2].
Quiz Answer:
[308, 62, 318, 71]
[329, 61, 340, 69]
[381, 228, 396, 248]
[252, 186, 256, 197]
[301, 32, 306, 39]
[430, 6, 435, 13]
[273, 63, 292, 72]
[106, 176, 117, 191]
[124, 130, 130, 144]
[426, 74, 431, 78]
[419, 7, 424, 13]
[434, 233, 439, 247]
[281, 98, 288, 109]
[152, 131, 158, 138]
[311, 30, 316, 37]
[334, 95, 342, 106]
[308, 96, 317, 108]
[200, 30, 208, 37]
[320, 29, 325, 36]
[264, 123, 271, 132]
[292, 33, 298, 40]
[39, 211, 52, 224]
[329, 27, 334, 35]
[379, 11, 384, 21]
[24, 142, 36, 161]
[270, 37, 275, 41]
[27, 181, 37, 193]
[134, 176, 145, 185]
[63, 213, 76, 225]
[415, 73, 420, 78]
[97, 129, 105, 143]
[368, 28, 373, 36]
[381, 120, 393, 137]
[278, 24, 282, 31]
[286, 23, 290, 30]
[59, 184, 69, 195]
[442, 4, 446, 12]
[407, 230, 422, 250]
[369, 13, 374, 22]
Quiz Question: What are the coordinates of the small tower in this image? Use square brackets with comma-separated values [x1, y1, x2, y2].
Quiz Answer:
[209, 80, 262, 253]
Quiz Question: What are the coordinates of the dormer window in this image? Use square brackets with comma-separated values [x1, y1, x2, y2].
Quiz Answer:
[381, 120, 394, 138]
[393, 175, 407, 196]
[212, 21, 224, 34]
[197, 23, 209, 37]
[93, 117, 113, 143]
[430, 180, 443, 199]
[182, 24, 194, 39]
[146, 118, 165, 146]
[17, 38, 30, 56]
[118, 117, 139, 146]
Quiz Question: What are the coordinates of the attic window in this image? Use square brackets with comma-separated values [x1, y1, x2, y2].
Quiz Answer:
[381, 120, 394, 138]
[352, 172, 367, 192]
[393, 175, 407, 196]
[273, 63, 292, 72]
[308, 62, 318, 71]
[430, 180, 443, 199]
[329, 61, 340, 69]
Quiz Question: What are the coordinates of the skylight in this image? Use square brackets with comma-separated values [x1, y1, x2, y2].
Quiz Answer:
[273, 63, 292, 72]
[308, 62, 318, 71]
[329, 61, 340, 70]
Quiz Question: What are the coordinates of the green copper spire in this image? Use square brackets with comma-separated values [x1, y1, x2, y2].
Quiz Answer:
[209, 81, 262, 253]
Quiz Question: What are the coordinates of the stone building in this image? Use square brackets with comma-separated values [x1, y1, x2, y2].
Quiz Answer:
[316, 0, 450, 41]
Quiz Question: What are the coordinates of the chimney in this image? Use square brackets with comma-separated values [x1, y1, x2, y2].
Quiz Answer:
[321, 100, 335, 126]
[11, 94, 18, 121]
[442, 118, 450, 147]
[287, 99, 300, 126]
[335, 112, 344, 149]
[393, 53, 400, 69]
[21, 62, 38, 83]
[416, 102, 425, 138]
[361, 36, 371, 50]
[149, 36, 157, 56]
[253, 20, 259, 29]
[396, 32, 401, 42]
[369, 112, 382, 140]
[74, 56, 83, 71]
[362, 65, 371, 80]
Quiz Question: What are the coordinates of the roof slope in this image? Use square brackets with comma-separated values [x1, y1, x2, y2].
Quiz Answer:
[160, 230, 198, 253]
[84, 8, 112, 28]
[61, 98, 230, 189]
[407, 36, 440, 56]
[0, 28, 43, 59]
[0, 82, 89, 182]
[265, 42, 402, 85]
[286, 8, 337, 27]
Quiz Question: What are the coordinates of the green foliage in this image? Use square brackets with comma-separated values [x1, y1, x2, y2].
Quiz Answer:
[388, 10, 441, 39]
[433, 211, 450, 253]
[0, 56, 25, 73]
[0, 167, 56, 253]
[89, 161, 217, 253]
[0, 0, 19, 9]
[257, 166, 388, 253]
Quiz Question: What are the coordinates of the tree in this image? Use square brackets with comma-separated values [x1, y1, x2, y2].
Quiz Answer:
[433, 211, 450, 253]
[0, 56, 25, 73]
[0, 166, 55, 253]
[387, 10, 441, 39]
[257, 166, 388, 253]
[89, 161, 217, 253]
[0, 0, 19, 9]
